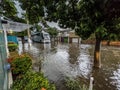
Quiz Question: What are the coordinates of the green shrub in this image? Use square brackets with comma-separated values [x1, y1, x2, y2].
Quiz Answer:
[10, 54, 56, 90]
[64, 37, 68, 43]
[10, 55, 32, 79]
[10, 71, 56, 90]
[8, 42, 18, 52]
[65, 78, 88, 90]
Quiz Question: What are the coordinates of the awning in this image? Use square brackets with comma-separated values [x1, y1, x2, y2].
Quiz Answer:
[1, 19, 32, 57]
[2, 20, 32, 32]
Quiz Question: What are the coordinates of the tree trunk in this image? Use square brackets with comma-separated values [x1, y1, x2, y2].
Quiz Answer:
[94, 39, 101, 68]
[107, 40, 110, 46]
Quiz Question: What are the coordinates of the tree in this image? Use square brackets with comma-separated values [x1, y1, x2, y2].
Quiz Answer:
[16, 0, 46, 46]
[0, 0, 26, 23]
[77, 0, 120, 68]
[45, 0, 120, 68]
[34, 24, 42, 32]
[0, 0, 17, 19]
[47, 27, 58, 38]
[16, 0, 45, 24]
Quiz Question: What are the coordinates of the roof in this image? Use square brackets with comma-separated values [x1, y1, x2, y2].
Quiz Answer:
[1, 20, 32, 32]
[69, 32, 80, 38]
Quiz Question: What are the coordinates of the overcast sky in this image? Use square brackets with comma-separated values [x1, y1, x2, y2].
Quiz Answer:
[14, 1, 23, 18]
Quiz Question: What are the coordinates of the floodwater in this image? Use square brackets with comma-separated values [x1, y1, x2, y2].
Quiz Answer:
[18, 41, 120, 90]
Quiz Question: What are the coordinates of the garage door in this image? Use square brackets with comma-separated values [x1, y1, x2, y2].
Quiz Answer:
[72, 38, 78, 43]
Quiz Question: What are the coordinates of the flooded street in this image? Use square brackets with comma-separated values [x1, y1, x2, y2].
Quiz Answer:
[18, 41, 120, 90]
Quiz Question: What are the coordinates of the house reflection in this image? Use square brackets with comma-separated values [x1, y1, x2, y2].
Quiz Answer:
[68, 44, 80, 64]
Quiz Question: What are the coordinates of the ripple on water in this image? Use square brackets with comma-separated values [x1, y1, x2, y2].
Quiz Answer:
[19, 42, 120, 90]
[110, 65, 120, 90]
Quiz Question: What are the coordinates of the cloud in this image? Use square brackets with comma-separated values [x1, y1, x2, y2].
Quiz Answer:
[14, 1, 23, 18]
[47, 21, 63, 30]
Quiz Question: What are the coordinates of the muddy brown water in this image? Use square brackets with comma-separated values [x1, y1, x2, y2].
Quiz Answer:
[18, 41, 120, 90]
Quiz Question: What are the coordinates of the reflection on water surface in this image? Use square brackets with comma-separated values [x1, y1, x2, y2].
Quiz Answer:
[19, 41, 120, 90]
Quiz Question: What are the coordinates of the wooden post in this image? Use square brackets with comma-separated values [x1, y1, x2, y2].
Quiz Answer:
[27, 20, 31, 47]
[2, 24, 9, 58]
[68, 36, 69, 44]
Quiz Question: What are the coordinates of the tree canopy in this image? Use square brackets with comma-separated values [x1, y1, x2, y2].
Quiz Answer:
[45, 0, 120, 41]
[0, 0, 26, 23]
[16, 0, 45, 24]
[47, 27, 58, 38]
[0, 0, 17, 18]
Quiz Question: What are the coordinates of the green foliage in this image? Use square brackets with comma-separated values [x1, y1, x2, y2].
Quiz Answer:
[77, 0, 120, 40]
[0, 0, 26, 23]
[10, 54, 55, 90]
[0, 0, 17, 18]
[45, 0, 79, 29]
[8, 42, 18, 52]
[10, 71, 56, 90]
[64, 37, 68, 43]
[47, 27, 58, 38]
[33, 24, 42, 31]
[65, 78, 88, 90]
[14, 30, 27, 36]
[10, 55, 32, 75]
[45, 0, 120, 41]
[10, 16, 26, 23]
[16, 0, 45, 24]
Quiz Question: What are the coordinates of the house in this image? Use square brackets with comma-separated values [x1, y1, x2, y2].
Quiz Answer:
[58, 29, 81, 44]
[69, 30, 81, 43]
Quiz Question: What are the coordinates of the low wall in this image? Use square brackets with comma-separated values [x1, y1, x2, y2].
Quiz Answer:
[102, 41, 120, 46]
[81, 40, 120, 46]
